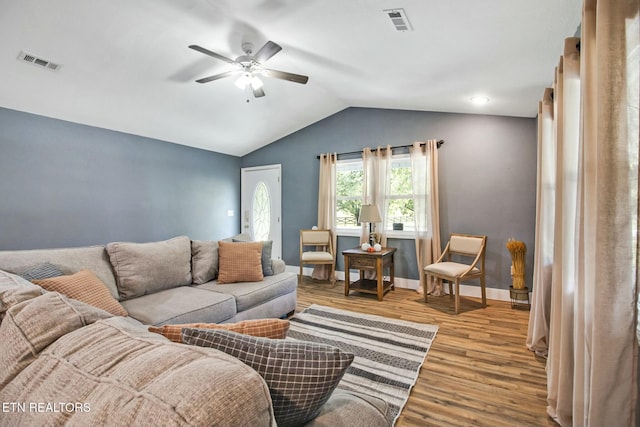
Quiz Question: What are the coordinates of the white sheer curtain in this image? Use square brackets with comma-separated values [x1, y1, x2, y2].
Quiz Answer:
[526, 88, 555, 358]
[527, 1, 639, 425]
[360, 146, 391, 246]
[410, 140, 442, 296]
[546, 38, 581, 426]
[571, 0, 639, 424]
[312, 153, 337, 281]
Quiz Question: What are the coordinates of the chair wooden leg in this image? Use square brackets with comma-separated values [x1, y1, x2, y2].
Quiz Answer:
[454, 280, 460, 314]
[299, 265, 303, 284]
[423, 274, 429, 302]
[330, 264, 336, 284]
[448, 281, 453, 299]
[481, 275, 487, 307]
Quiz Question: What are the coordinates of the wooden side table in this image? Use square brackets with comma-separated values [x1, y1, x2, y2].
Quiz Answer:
[342, 247, 396, 301]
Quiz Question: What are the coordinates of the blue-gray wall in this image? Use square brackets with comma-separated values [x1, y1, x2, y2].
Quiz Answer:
[0, 107, 241, 250]
[242, 107, 537, 291]
[0, 105, 537, 291]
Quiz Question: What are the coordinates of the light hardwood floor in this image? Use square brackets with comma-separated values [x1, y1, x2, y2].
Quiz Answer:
[296, 277, 555, 427]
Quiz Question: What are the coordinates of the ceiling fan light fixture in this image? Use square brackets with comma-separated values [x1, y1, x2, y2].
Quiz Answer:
[250, 76, 264, 90]
[234, 72, 252, 90]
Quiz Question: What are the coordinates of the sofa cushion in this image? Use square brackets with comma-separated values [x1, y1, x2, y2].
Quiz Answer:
[0, 245, 119, 300]
[33, 269, 128, 317]
[195, 272, 298, 312]
[149, 318, 290, 343]
[217, 241, 264, 284]
[120, 286, 236, 325]
[0, 291, 112, 388]
[191, 240, 219, 284]
[182, 328, 354, 427]
[0, 317, 275, 426]
[0, 269, 45, 322]
[304, 389, 390, 427]
[18, 262, 64, 281]
[106, 236, 192, 300]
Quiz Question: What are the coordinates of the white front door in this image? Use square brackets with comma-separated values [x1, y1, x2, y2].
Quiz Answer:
[240, 164, 282, 259]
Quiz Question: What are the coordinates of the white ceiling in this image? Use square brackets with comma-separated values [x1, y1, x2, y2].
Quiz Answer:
[0, 0, 581, 156]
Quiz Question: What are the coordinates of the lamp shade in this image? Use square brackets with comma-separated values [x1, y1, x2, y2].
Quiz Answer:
[358, 204, 382, 223]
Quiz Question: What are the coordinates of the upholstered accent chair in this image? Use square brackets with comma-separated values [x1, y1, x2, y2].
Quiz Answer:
[423, 233, 487, 314]
[299, 229, 335, 285]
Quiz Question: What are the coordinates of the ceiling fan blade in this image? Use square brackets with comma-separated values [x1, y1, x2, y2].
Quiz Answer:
[195, 69, 241, 84]
[188, 45, 238, 65]
[253, 41, 282, 64]
[262, 69, 309, 84]
[253, 86, 266, 98]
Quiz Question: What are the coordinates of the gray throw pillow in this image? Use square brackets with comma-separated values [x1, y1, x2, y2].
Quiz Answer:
[106, 236, 192, 300]
[233, 239, 273, 276]
[182, 328, 354, 427]
[18, 262, 64, 281]
[260, 240, 274, 276]
[191, 240, 219, 284]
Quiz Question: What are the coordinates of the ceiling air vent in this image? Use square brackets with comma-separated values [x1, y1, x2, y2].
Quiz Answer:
[17, 51, 61, 72]
[383, 8, 412, 32]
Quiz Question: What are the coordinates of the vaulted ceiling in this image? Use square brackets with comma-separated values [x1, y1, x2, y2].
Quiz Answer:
[0, 0, 581, 156]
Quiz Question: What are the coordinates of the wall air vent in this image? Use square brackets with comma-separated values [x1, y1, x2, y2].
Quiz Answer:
[17, 51, 61, 72]
[383, 8, 412, 32]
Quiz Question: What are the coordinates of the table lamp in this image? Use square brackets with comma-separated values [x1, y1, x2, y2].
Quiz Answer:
[358, 204, 382, 246]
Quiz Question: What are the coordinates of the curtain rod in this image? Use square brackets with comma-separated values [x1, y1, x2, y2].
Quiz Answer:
[316, 140, 444, 160]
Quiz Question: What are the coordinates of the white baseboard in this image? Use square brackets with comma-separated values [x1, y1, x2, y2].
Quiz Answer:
[288, 265, 515, 302]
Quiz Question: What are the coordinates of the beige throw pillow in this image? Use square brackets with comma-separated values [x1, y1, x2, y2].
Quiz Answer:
[217, 241, 264, 284]
[148, 318, 290, 343]
[33, 270, 128, 317]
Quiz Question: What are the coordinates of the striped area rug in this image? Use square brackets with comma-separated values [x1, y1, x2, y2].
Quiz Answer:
[287, 304, 438, 425]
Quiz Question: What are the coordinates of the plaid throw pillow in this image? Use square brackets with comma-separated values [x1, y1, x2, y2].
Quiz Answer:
[33, 270, 128, 317]
[182, 328, 354, 427]
[148, 318, 290, 343]
[19, 262, 64, 281]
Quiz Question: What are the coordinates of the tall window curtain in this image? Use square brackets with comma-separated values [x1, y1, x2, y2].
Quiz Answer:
[312, 153, 337, 281]
[360, 146, 391, 246]
[571, 0, 639, 425]
[410, 140, 442, 296]
[526, 87, 556, 358]
[546, 38, 582, 427]
[527, 1, 640, 425]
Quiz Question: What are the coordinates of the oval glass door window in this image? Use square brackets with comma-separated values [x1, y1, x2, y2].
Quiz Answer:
[252, 181, 271, 241]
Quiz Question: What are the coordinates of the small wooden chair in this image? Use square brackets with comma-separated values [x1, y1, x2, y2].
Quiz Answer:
[299, 229, 335, 284]
[423, 233, 487, 314]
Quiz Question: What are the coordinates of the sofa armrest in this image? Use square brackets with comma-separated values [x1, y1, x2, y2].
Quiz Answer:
[270, 259, 286, 275]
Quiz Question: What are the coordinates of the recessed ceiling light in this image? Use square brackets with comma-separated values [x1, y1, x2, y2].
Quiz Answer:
[470, 96, 490, 105]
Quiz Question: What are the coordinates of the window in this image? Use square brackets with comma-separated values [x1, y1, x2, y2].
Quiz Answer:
[336, 160, 363, 232]
[252, 181, 271, 241]
[335, 155, 415, 236]
[386, 156, 414, 232]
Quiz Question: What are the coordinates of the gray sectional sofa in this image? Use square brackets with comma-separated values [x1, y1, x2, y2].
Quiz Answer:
[0, 235, 391, 426]
[0, 234, 298, 325]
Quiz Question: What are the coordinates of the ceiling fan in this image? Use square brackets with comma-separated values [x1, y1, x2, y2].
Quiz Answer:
[188, 41, 309, 98]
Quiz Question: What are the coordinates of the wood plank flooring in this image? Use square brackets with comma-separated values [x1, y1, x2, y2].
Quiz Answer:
[295, 277, 555, 427]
